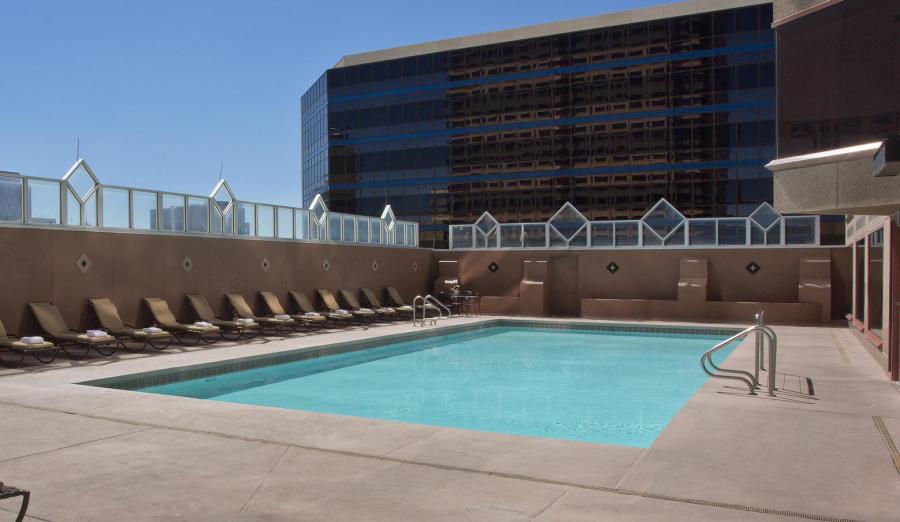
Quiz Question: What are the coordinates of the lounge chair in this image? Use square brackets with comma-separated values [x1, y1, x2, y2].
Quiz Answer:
[28, 302, 117, 359]
[0, 319, 58, 366]
[289, 290, 352, 327]
[340, 289, 395, 321]
[361, 287, 411, 318]
[89, 298, 173, 352]
[259, 292, 324, 330]
[144, 297, 221, 345]
[187, 294, 259, 340]
[226, 293, 295, 334]
[385, 286, 433, 316]
[317, 289, 373, 323]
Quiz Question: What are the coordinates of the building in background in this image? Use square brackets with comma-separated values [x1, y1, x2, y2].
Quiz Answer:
[300, 0, 804, 247]
[766, 0, 900, 380]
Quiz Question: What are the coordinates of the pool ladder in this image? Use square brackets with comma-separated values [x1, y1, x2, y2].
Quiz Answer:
[701, 311, 778, 396]
[412, 294, 451, 327]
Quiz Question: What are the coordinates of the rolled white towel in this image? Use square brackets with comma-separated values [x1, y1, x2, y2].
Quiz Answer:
[142, 327, 163, 334]
[236, 318, 255, 324]
[193, 321, 213, 328]
[274, 314, 291, 321]
[86, 329, 108, 338]
[359, 308, 373, 313]
[21, 336, 45, 344]
[303, 312, 321, 317]
[335, 309, 350, 315]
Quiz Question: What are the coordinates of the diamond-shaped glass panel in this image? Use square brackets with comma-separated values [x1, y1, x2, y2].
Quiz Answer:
[749, 203, 780, 231]
[549, 203, 587, 242]
[66, 164, 96, 202]
[381, 206, 395, 229]
[475, 212, 498, 235]
[312, 197, 328, 222]
[642, 200, 684, 240]
[213, 184, 233, 214]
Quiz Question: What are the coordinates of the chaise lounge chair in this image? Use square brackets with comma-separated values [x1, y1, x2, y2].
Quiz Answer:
[28, 302, 118, 359]
[317, 289, 373, 323]
[186, 294, 259, 340]
[89, 298, 173, 352]
[0, 319, 58, 366]
[144, 297, 221, 345]
[289, 290, 352, 327]
[226, 293, 295, 334]
[259, 292, 324, 330]
[361, 287, 411, 318]
[340, 289, 395, 321]
[385, 286, 433, 316]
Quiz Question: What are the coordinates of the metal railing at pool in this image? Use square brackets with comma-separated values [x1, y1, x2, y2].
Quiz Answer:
[412, 295, 452, 327]
[701, 311, 778, 396]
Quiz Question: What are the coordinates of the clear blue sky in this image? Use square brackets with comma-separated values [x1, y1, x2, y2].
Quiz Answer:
[1, 0, 664, 207]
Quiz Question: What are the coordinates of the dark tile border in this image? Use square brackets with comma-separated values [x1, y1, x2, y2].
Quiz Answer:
[81, 319, 741, 391]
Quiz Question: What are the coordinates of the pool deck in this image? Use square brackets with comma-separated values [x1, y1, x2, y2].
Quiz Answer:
[0, 317, 898, 521]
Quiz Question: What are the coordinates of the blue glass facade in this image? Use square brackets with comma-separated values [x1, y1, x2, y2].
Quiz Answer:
[301, 3, 777, 247]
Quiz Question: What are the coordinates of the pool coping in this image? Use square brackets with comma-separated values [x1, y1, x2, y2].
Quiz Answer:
[79, 318, 742, 391]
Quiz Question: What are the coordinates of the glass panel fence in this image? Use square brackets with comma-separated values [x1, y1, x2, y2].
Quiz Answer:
[256, 205, 274, 238]
[370, 218, 382, 244]
[276, 207, 292, 239]
[132, 191, 157, 230]
[102, 188, 130, 229]
[358, 218, 369, 243]
[236, 202, 255, 236]
[187, 197, 209, 233]
[160, 194, 185, 232]
[295, 209, 309, 240]
[0, 175, 23, 222]
[327, 214, 342, 241]
[342, 215, 355, 242]
[26, 179, 60, 225]
[65, 188, 80, 226]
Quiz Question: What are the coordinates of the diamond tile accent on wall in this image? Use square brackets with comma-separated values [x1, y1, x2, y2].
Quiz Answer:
[606, 261, 619, 274]
[75, 254, 92, 274]
[412, 261, 418, 272]
[322, 258, 331, 272]
[745, 261, 761, 275]
[181, 256, 193, 273]
[372, 260, 379, 272]
[261, 257, 270, 272]
[488, 262, 500, 273]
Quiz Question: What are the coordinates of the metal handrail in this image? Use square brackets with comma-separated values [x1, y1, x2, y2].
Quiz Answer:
[701, 318, 778, 396]
[411, 294, 451, 327]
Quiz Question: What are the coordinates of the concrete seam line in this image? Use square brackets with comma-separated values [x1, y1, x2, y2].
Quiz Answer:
[0, 426, 153, 464]
[0, 505, 54, 522]
[872, 416, 900, 475]
[828, 330, 851, 364]
[0, 399, 864, 522]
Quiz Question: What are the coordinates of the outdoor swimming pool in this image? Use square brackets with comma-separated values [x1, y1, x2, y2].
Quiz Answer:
[134, 325, 736, 447]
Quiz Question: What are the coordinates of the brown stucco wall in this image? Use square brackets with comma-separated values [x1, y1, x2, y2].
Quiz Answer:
[0, 228, 433, 335]
[435, 247, 851, 322]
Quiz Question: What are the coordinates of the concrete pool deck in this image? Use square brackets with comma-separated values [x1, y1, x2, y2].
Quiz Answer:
[0, 317, 898, 521]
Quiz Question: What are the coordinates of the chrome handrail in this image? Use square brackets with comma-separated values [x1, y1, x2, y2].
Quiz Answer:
[411, 294, 450, 326]
[701, 315, 778, 396]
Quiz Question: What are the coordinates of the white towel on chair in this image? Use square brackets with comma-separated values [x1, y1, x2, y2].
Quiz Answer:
[236, 318, 255, 324]
[21, 336, 45, 344]
[143, 327, 163, 334]
[335, 309, 349, 315]
[274, 314, 291, 321]
[359, 308, 373, 313]
[303, 312, 321, 317]
[194, 321, 213, 328]
[86, 329, 107, 338]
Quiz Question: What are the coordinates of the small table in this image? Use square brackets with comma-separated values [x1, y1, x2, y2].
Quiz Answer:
[0, 485, 30, 522]
[451, 294, 480, 317]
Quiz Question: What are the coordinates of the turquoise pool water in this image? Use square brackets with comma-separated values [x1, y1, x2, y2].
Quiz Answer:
[139, 326, 735, 447]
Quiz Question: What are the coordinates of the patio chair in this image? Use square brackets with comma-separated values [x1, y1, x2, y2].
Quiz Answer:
[259, 292, 324, 330]
[289, 290, 353, 327]
[144, 297, 221, 345]
[340, 289, 395, 321]
[226, 293, 295, 334]
[0, 319, 58, 366]
[318, 289, 373, 323]
[28, 302, 117, 359]
[186, 294, 259, 340]
[88, 298, 173, 352]
[385, 286, 435, 316]
[361, 287, 411, 318]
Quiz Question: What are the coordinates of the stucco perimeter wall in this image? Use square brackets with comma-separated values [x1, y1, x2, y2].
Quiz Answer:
[0, 227, 433, 334]
[435, 247, 851, 324]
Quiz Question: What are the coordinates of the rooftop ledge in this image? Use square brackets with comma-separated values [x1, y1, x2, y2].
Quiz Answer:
[765, 142, 882, 172]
